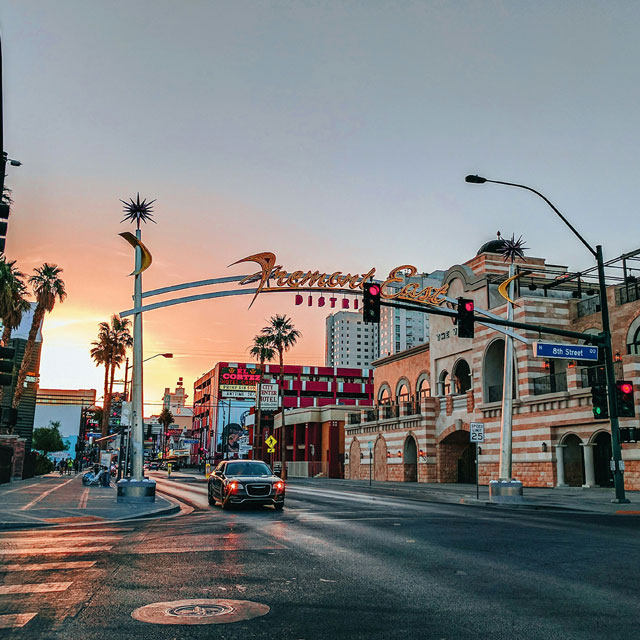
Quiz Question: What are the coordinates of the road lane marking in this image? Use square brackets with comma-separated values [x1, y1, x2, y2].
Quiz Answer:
[20, 477, 75, 510]
[0, 546, 113, 555]
[78, 487, 90, 509]
[0, 613, 37, 628]
[0, 561, 97, 572]
[0, 582, 72, 595]
[0, 536, 121, 545]
[5, 527, 132, 536]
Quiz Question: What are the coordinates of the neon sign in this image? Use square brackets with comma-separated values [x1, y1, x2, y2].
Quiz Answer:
[231, 252, 449, 308]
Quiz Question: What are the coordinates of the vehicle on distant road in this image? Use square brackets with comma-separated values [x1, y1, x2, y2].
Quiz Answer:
[208, 460, 285, 510]
[149, 461, 160, 470]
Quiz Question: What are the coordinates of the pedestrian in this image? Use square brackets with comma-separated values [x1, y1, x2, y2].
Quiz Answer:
[58, 460, 64, 476]
[74, 459, 79, 474]
[67, 459, 73, 475]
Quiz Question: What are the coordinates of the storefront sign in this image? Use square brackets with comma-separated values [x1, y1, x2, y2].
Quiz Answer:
[166, 428, 183, 436]
[232, 252, 449, 308]
[221, 389, 255, 399]
[259, 383, 280, 410]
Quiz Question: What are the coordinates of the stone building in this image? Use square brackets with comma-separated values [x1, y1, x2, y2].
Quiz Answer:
[344, 241, 640, 490]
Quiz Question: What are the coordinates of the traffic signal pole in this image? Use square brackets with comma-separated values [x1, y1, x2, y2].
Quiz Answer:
[596, 245, 628, 502]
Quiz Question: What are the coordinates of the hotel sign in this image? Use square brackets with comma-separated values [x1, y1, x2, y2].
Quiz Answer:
[231, 252, 449, 308]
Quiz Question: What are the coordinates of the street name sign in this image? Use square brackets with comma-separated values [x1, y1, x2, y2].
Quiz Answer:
[533, 342, 599, 361]
[469, 422, 485, 443]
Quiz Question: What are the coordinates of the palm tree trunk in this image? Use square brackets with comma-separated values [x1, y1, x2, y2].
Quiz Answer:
[101, 361, 116, 449]
[12, 305, 45, 410]
[279, 350, 286, 479]
[255, 360, 263, 460]
[0, 326, 10, 405]
[100, 363, 110, 444]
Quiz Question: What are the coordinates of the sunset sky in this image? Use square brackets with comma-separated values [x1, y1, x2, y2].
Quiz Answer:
[2, 1, 640, 414]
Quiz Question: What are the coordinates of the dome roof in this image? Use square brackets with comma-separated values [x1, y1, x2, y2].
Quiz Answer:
[477, 233, 507, 256]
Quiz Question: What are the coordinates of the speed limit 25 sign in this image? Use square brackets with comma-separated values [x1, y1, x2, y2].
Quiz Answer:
[469, 422, 485, 443]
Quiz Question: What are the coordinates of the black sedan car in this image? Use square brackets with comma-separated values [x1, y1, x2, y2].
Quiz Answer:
[208, 460, 285, 510]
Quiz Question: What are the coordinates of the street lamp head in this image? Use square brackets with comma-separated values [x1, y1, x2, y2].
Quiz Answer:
[465, 174, 487, 184]
[8, 159, 22, 167]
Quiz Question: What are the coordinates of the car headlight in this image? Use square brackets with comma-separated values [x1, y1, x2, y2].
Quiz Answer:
[274, 481, 285, 492]
[227, 480, 244, 494]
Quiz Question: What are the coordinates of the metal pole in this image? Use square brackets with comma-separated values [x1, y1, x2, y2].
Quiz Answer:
[369, 449, 372, 487]
[597, 245, 628, 502]
[476, 443, 479, 500]
[131, 228, 144, 480]
[123, 357, 129, 402]
[498, 262, 516, 480]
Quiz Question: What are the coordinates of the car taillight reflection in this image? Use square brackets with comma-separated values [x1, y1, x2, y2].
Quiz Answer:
[274, 481, 285, 492]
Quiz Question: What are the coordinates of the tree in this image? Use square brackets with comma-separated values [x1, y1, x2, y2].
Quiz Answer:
[12, 264, 66, 409]
[249, 334, 275, 461]
[261, 314, 301, 479]
[32, 420, 68, 457]
[90, 322, 112, 442]
[158, 408, 174, 458]
[105, 315, 132, 434]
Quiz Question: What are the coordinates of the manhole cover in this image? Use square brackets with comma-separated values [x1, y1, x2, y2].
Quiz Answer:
[131, 599, 270, 625]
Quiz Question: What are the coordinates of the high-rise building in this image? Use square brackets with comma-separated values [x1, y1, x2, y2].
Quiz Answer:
[325, 311, 379, 367]
[378, 270, 445, 358]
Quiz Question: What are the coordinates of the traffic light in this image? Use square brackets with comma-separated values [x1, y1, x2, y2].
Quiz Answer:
[457, 297, 475, 338]
[591, 383, 609, 420]
[0, 203, 9, 254]
[362, 282, 381, 324]
[0, 346, 15, 387]
[615, 381, 635, 418]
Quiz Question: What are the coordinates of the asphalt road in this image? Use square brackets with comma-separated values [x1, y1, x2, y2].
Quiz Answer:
[1, 473, 639, 640]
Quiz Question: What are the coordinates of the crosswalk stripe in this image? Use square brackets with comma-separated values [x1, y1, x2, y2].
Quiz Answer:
[0, 561, 96, 572]
[0, 546, 113, 555]
[0, 613, 37, 628]
[2, 527, 132, 536]
[0, 582, 72, 595]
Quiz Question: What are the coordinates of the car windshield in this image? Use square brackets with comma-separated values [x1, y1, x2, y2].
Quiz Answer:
[225, 462, 272, 477]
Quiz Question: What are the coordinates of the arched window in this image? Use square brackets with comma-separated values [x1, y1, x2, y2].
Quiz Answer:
[452, 359, 472, 394]
[378, 385, 391, 405]
[627, 316, 640, 355]
[438, 370, 450, 396]
[395, 379, 410, 404]
[483, 339, 505, 403]
[416, 374, 431, 399]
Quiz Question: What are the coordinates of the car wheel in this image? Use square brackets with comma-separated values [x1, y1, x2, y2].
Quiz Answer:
[274, 503, 284, 511]
[207, 484, 215, 506]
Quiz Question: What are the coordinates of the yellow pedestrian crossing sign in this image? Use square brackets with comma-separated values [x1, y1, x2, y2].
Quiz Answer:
[265, 435, 277, 453]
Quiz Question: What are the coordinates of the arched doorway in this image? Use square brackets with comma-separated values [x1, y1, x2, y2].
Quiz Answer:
[563, 434, 585, 486]
[483, 339, 505, 402]
[452, 359, 472, 394]
[593, 431, 614, 487]
[403, 435, 417, 482]
[349, 439, 361, 480]
[438, 430, 476, 483]
[373, 437, 387, 481]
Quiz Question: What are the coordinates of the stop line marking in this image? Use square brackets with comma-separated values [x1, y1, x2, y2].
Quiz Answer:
[0, 613, 37, 628]
[0, 561, 97, 572]
[0, 582, 72, 595]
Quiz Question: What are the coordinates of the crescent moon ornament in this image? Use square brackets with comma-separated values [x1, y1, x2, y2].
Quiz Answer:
[497, 272, 524, 306]
[119, 232, 153, 275]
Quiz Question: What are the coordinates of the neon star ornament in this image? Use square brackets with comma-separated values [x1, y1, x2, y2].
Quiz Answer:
[120, 192, 157, 229]
[499, 233, 528, 263]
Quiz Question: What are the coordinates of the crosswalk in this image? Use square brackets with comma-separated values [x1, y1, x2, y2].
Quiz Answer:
[0, 524, 132, 632]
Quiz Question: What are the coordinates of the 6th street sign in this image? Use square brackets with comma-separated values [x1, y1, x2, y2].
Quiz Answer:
[533, 342, 599, 361]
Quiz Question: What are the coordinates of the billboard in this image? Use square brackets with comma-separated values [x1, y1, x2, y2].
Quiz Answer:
[259, 383, 280, 410]
[216, 397, 254, 458]
[219, 365, 260, 400]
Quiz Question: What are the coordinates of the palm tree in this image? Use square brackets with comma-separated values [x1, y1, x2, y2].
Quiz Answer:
[12, 264, 66, 410]
[249, 334, 276, 460]
[0, 259, 29, 407]
[90, 322, 112, 441]
[261, 314, 301, 478]
[105, 315, 132, 431]
[158, 408, 174, 458]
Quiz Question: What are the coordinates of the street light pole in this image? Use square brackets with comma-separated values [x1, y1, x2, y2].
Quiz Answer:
[466, 175, 629, 503]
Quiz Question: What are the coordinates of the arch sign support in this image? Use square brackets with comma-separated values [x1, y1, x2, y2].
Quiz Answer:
[119, 250, 531, 344]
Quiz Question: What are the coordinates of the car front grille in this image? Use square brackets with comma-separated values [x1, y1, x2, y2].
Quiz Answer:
[246, 484, 271, 497]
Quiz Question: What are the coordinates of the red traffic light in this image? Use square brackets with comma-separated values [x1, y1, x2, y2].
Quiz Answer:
[464, 301, 474, 312]
[620, 383, 633, 395]
[369, 284, 380, 296]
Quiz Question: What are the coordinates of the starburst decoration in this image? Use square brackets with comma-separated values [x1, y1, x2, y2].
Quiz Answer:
[120, 193, 157, 228]
[499, 233, 528, 263]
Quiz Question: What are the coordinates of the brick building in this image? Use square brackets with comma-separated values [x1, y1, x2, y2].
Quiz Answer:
[345, 241, 640, 490]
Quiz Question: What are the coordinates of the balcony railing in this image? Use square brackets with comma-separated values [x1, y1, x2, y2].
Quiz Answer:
[347, 413, 361, 425]
[579, 362, 623, 388]
[532, 372, 568, 396]
[615, 281, 640, 307]
[577, 296, 600, 318]
[381, 404, 399, 419]
[365, 410, 377, 422]
[402, 401, 421, 416]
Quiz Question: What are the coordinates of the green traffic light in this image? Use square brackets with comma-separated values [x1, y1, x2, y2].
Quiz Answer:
[595, 407, 601, 415]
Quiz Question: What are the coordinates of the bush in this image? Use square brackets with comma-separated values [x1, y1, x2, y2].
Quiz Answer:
[34, 453, 54, 476]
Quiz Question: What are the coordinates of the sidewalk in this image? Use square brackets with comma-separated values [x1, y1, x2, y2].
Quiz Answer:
[0, 473, 179, 529]
[174, 468, 640, 514]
